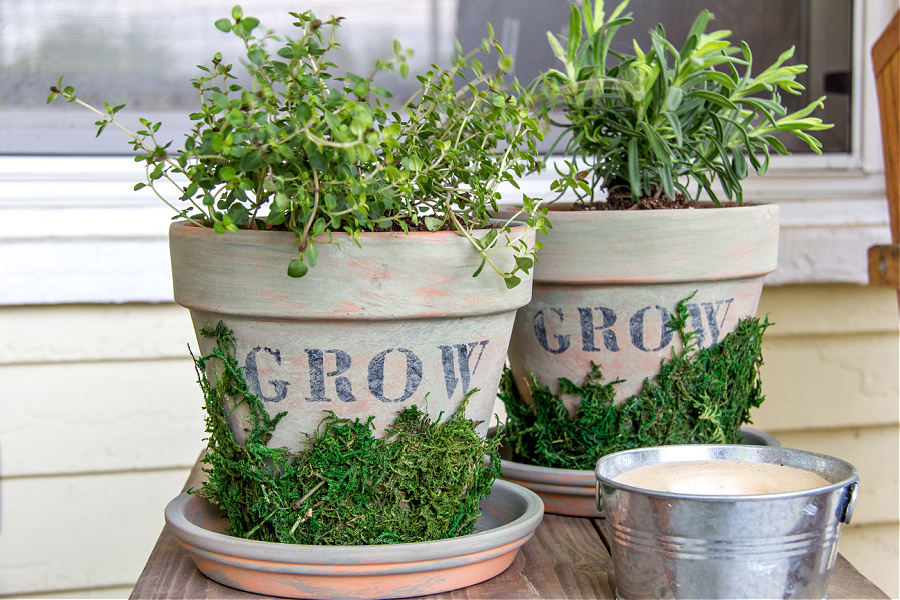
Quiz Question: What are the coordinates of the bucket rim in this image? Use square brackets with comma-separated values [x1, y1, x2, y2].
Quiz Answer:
[595, 444, 859, 502]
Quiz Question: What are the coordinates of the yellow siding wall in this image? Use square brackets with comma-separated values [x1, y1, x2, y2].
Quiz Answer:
[753, 284, 900, 598]
[0, 304, 205, 599]
[0, 283, 896, 598]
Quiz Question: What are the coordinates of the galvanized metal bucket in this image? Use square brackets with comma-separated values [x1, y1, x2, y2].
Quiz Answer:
[596, 445, 859, 600]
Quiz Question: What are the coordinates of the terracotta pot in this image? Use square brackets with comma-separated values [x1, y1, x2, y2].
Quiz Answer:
[498, 204, 778, 409]
[170, 221, 535, 453]
[499, 427, 781, 517]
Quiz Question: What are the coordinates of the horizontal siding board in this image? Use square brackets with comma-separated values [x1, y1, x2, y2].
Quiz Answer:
[0, 469, 190, 597]
[757, 284, 900, 336]
[766, 426, 900, 526]
[754, 332, 900, 430]
[1, 359, 206, 477]
[0, 304, 194, 365]
[0, 239, 174, 305]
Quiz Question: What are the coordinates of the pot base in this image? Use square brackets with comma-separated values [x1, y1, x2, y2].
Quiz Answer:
[165, 480, 544, 600]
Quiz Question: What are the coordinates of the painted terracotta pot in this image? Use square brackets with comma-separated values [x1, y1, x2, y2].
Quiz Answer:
[500, 427, 780, 518]
[499, 204, 779, 409]
[170, 221, 535, 453]
[165, 479, 544, 599]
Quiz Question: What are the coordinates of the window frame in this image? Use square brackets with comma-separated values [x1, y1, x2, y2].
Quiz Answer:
[0, 0, 894, 305]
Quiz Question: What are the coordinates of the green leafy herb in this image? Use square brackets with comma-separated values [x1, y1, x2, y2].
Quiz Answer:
[532, 0, 833, 206]
[193, 321, 501, 545]
[49, 6, 550, 286]
[499, 299, 770, 470]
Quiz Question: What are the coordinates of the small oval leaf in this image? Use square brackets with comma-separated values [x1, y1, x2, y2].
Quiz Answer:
[287, 259, 308, 278]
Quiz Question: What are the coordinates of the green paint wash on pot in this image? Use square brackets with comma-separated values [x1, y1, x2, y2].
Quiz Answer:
[499, 298, 770, 471]
[192, 321, 502, 546]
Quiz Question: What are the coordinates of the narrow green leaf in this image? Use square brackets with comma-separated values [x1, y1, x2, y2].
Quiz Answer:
[731, 150, 749, 179]
[627, 138, 640, 200]
[642, 123, 672, 167]
[663, 111, 684, 145]
[659, 166, 675, 200]
[738, 98, 778, 127]
[762, 134, 788, 155]
[691, 90, 738, 111]
[567, 5, 582, 64]
[472, 257, 486, 278]
[582, 0, 594, 34]
[792, 130, 824, 154]
[547, 33, 566, 61]
[663, 86, 683, 112]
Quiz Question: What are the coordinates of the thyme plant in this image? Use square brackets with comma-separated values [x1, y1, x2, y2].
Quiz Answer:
[533, 0, 833, 206]
[49, 6, 548, 286]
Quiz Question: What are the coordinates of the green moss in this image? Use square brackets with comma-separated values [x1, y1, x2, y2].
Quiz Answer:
[499, 298, 769, 470]
[191, 321, 501, 545]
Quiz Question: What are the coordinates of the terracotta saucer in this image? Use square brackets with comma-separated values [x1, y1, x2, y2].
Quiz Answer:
[499, 427, 780, 518]
[165, 479, 544, 600]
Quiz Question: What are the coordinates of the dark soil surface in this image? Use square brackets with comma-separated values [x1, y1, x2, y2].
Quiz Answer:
[571, 188, 739, 210]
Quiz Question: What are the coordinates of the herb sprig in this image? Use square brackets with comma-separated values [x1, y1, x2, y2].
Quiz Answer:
[533, 0, 833, 206]
[49, 6, 549, 286]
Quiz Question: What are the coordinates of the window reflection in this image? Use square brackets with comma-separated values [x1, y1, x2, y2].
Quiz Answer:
[0, 0, 851, 154]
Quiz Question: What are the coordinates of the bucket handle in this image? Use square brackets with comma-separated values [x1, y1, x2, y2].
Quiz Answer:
[840, 481, 859, 525]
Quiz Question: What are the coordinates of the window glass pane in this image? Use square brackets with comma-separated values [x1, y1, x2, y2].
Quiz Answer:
[457, 0, 853, 154]
[1, 0, 851, 155]
[0, 0, 460, 154]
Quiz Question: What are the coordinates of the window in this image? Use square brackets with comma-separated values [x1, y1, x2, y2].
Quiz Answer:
[2, 0, 853, 154]
[0, 0, 459, 154]
[0, 0, 893, 304]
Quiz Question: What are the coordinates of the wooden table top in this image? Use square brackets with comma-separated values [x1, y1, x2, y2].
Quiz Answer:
[130, 459, 888, 600]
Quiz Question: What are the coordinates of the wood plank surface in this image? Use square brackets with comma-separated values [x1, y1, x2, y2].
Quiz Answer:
[418, 515, 614, 599]
[130, 457, 888, 600]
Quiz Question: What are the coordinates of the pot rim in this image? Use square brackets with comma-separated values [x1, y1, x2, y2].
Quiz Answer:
[170, 217, 529, 237]
[595, 444, 859, 503]
[496, 427, 780, 486]
[165, 479, 544, 566]
[497, 200, 778, 213]
[169, 218, 535, 319]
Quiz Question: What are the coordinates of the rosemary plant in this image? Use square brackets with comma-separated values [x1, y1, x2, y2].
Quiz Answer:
[49, 6, 549, 286]
[533, 0, 833, 206]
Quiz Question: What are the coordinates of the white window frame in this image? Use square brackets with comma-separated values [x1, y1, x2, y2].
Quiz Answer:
[0, 0, 894, 305]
